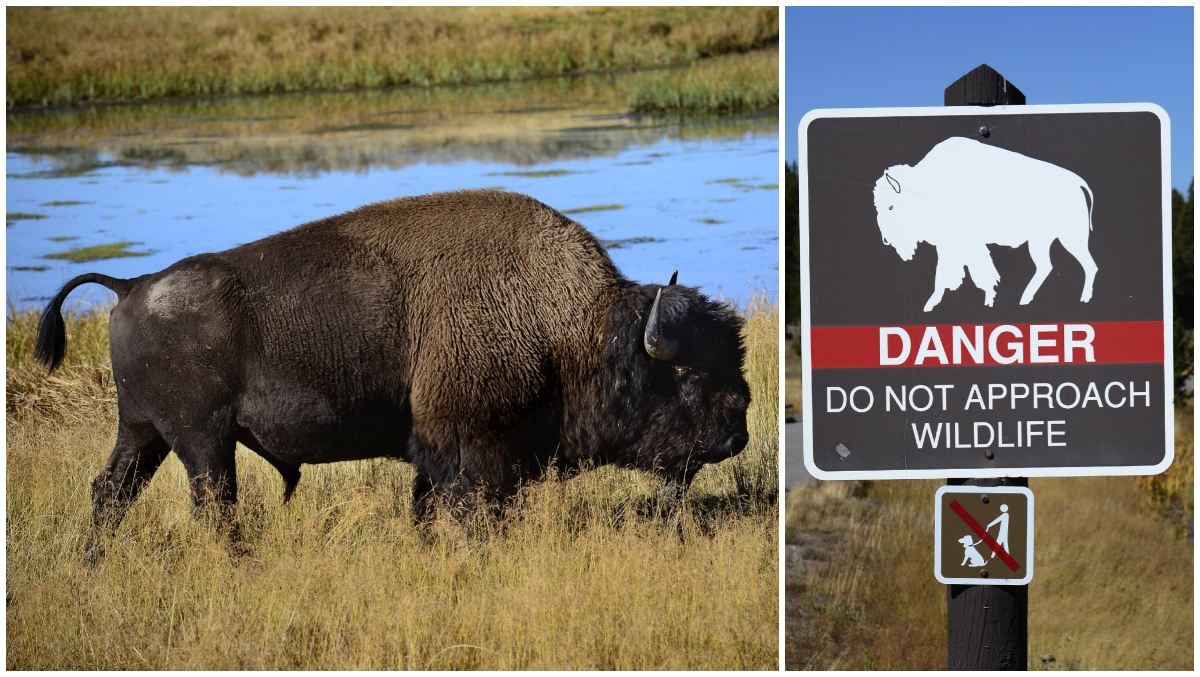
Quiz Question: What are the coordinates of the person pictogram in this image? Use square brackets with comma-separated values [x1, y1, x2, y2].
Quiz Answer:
[985, 504, 1010, 559]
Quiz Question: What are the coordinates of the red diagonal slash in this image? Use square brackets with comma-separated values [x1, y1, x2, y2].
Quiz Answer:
[949, 499, 1020, 572]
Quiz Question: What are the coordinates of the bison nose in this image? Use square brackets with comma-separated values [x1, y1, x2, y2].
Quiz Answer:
[729, 433, 749, 454]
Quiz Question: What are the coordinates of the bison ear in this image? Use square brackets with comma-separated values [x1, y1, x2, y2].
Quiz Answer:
[644, 288, 678, 361]
[668, 270, 678, 286]
[886, 172, 901, 194]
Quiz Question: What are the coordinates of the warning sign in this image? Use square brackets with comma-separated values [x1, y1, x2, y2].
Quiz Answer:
[935, 485, 1034, 585]
[798, 104, 1174, 480]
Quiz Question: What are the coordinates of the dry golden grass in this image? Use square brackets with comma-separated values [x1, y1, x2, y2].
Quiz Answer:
[1134, 403, 1194, 531]
[6, 295, 779, 670]
[784, 479, 947, 670]
[1027, 474, 1193, 670]
[7, 7, 777, 108]
[785, 451, 1194, 670]
[783, 339, 803, 415]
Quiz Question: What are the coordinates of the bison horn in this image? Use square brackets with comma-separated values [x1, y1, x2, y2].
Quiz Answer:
[668, 270, 678, 286]
[644, 288, 678, 361]
[886, 172, 901, 194]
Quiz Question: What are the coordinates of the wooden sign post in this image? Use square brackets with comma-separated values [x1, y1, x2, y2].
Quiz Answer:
[944, 64, 1028, 671]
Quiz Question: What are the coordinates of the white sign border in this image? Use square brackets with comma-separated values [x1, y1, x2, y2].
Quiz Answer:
[798, 103, 1175, 480]
[934, 485, 1035, 586]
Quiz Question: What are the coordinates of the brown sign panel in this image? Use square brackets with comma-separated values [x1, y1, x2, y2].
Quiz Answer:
[935, 486, 1033, 585]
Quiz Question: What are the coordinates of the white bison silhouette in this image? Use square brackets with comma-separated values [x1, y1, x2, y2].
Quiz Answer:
[874, 137, 1098, 312]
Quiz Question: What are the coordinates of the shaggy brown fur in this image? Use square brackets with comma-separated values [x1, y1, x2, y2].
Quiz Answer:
[36, 190, 750, 553]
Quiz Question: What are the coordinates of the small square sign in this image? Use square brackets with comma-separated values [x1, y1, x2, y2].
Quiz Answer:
[935, 485, 1034, 585]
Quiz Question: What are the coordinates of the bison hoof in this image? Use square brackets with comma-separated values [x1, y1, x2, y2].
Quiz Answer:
[82, 540, 104, 567]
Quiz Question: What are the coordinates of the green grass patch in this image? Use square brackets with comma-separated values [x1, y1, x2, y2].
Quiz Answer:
[705, 177, 776, 192]
[39, 200, 93, 207]
[46, 236, 80, 242]
[10, 265, 51, 272]
[561, 204, 625, 215]
[488, 169, 575, 178]
[8, 166, 109, 180]
[44, 241, 153, 263]
[698, 218, 728, 224]
[7, 213, 49, 223]
[600, 236, 661, 249]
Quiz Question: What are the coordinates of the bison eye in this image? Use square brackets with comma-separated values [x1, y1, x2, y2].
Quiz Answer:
[687, 373, 702, 385]
[888, 205, 893, 210]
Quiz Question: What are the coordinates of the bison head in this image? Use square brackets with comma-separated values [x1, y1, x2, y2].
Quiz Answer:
[594, 275, 751, 486]
[873, 165, 919, 261]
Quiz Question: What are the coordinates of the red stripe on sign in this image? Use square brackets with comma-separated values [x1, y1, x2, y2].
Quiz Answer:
[811, 321, 1163, 369]
[948, 499, 1020, 573]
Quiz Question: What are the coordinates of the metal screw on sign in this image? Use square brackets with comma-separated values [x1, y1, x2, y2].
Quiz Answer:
[981, 494, 990, 504]
[979, 126, 990, 137]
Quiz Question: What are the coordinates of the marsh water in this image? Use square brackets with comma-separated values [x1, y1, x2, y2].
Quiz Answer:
[7, 75, 777, 312]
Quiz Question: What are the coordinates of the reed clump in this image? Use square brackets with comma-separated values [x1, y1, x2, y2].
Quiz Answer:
[6, 294, 778, 670]
[7, 7, 777, 109]
[629, 48, 778, 115]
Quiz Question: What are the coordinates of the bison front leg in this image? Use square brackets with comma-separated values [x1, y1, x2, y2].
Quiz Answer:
[924, 254, 966, 312]
[963, 248, 1001, 307]
[408, 429, 520, 523]
[86, 420, 171, 564]
[410, 468, 437, 524]
[1020, 240, 1054, 305]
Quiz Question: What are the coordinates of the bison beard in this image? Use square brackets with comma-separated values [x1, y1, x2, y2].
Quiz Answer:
[35, 190, 750, 557]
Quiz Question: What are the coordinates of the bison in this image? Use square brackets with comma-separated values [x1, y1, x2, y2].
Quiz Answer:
[874, 137, 1098, 311]
[36, 190, 751, 554]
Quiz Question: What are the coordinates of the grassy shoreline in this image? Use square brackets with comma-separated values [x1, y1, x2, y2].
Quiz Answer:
[7, 51, 777, 179]
[7, 7, 777, 112]
[6, 296, 779, 669]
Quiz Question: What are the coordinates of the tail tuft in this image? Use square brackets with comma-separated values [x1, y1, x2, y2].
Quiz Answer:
[34, 273, 133, 373]
[34, 299, 68, 372]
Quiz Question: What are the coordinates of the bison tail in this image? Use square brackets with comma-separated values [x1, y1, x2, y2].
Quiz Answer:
[1081, 184, 1094, 231]
[35, 273, 134, 373]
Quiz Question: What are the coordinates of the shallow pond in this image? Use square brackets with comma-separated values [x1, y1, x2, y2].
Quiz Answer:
[7, 79, 778, 312]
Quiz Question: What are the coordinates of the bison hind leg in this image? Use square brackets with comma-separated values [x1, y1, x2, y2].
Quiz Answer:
[86, 419, 172, 564]
[1058, 235, 1098, 302]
